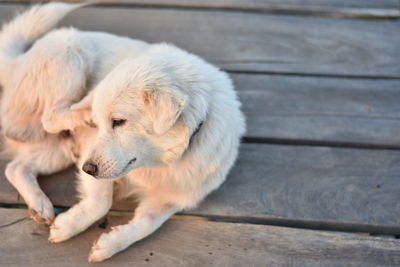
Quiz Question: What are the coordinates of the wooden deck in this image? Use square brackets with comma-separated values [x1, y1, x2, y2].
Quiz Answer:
[0, 0, 400, 265]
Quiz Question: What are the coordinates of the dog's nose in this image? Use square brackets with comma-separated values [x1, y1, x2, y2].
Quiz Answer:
[82, 162, 98, 176]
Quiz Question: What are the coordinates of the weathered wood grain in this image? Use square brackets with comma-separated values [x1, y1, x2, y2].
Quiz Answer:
[8, 0, 400, 19]
[193, 144, 400, 226]
[0, 160, 19, 203]
[1, 143, 400, 228]
[0, 75, 399, 147]
[10, 0, 400, 8]
[234, 74, 400, 146]
[1, 208, 399, 267]
[0, 4, 399, 76]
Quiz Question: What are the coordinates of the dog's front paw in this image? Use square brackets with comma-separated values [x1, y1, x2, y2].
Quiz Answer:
[48, 212, 79, 243]
[73, 109, 95, 128]
[88, 227, 127, 262]
[28, 196, 54, 225]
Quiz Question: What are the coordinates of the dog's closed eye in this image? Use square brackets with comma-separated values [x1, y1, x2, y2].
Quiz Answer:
[112, 119, 126, 129]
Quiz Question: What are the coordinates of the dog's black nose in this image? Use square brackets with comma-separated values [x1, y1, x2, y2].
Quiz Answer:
[82, 162, 98, 176]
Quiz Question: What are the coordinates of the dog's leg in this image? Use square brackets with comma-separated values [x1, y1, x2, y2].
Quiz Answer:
[5, 137, 73, 224]
[40, 50, 92, 135]
[5, 159, 54, 224]
[88, 194, 180, 262]
[49, 173, 113, 243]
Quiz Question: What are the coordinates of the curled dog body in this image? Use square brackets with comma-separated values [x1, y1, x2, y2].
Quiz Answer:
[53, 44, 246, 262]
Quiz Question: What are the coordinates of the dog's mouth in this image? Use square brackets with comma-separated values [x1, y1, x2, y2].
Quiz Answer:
[128, 157, 137, 165]
[117, 157, 138, 177]
[123, 157, 137, 170]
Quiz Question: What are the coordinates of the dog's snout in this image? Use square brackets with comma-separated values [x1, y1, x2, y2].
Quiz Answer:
[82, 162, 98, 176]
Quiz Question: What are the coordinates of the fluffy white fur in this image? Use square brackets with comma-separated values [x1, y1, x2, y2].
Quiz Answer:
[0, 2, 149, 223]
[0, 2, 245, 262]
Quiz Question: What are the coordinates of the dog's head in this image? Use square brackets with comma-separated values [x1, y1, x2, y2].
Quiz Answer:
[77, 58, 191, 179]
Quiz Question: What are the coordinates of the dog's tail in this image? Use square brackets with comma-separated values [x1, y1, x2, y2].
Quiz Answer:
[0, 2, 86, 69]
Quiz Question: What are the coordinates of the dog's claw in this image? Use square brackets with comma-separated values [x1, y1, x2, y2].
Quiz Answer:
[88, 245, 102, 263]
[49, 212, 85, 243]
[29, 208, 54, 225]
[110, 225, 124, 232]
[48, 226, 62, 243]
[48, 232, 60, 243]
[88, 248, 109, 263]
[88, 253, 97, 263]
[87, 233, 118, 262]
[48, 234, 64, 244]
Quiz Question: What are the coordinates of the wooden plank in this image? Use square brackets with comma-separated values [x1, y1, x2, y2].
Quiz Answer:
[192, 144, 400, 226]
[234, 74, 400, 146]
[10, 0, 400, 9]
[1, 208, 399, 266]
[1, 143, 400, 228]
[0, 4, 399, 77]
[106, 0, 400, 9]
[99, 0, 400, 19]
[0, 75, 399, 147]
[0, 160, 19, 203]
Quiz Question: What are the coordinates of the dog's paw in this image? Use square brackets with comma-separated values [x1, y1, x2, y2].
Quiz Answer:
[41, 117, 65, 135]
[88, 228, 126, 262]
[28, 197, 54, 225]
[48, 212, 79, 243]
[74, 109, 95, 128]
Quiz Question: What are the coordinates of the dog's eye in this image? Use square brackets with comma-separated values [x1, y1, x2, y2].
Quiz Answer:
[112, 119, 126, 129]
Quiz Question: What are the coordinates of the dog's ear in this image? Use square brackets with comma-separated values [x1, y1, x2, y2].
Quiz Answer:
[142, 89, 186, 135]
[70, 90, 95, 111]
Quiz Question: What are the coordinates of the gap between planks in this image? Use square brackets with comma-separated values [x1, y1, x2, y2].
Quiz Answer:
[242, 137, 400, 151]
[1, 3, 399, 77]
[1, 0, 399, 19]
[227, 70, 400, 80]
[1, 207, 399, 267]
[1, 204, 399, 238]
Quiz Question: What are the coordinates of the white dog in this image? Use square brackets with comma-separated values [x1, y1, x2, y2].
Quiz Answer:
[0, 2, 245, 262]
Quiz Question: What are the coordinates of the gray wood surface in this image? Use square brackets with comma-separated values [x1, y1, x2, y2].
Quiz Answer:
[12, 0, 400, 8]
[1, 143, 400, 229]
[193, 144, 400, 226]
[0, 1, 399, 265]
[0, 160, 19, 203]
[234, 74, 400, 146]
[0, 4, 399, 77]
[1, 208, 399, 267]
[10, 0, 400, 19]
